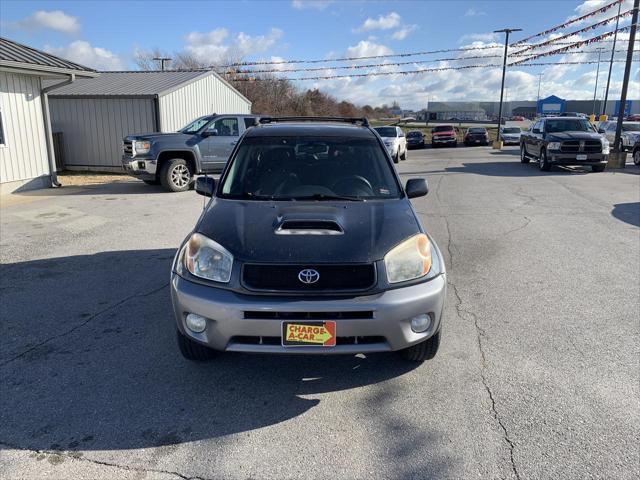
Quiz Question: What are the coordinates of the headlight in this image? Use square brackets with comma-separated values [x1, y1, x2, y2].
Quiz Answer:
[134, 140, 151, 154]
[602, 139, 610, 154]
[384, 140, 394, 146]
[547, 142, 561, 150]
[181, 233, 233, 283]
[384, 233, 437, 284]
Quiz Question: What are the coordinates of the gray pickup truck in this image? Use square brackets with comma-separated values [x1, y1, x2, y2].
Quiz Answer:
[122, 114, 261, 191]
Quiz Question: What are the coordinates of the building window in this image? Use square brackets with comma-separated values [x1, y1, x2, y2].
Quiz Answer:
[0, 107, 5, 146]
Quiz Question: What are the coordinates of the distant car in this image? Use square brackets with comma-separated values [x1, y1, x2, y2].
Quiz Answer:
[463, 127, 489, 146]
[560, 112, 587, 118]
[511, 115, 525, 121]
[598, 121, 640, 151]
[373, 126, 407, 163]
[406, 130, 425, 149]
[431, 125, 457, 148]
[500, 126, 522, 145]
[626, 114, 640, 121]
[633, 139, 640, 165]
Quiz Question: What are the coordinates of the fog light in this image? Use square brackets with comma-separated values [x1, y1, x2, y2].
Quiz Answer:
[410, 313, 432, 333]
[185, 313, 207, 333]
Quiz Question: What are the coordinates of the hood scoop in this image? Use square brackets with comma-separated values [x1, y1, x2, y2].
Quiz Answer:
[276, 219, 344, 235]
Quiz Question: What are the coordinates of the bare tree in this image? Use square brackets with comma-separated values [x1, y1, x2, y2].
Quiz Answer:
[134, 48, 173, 71]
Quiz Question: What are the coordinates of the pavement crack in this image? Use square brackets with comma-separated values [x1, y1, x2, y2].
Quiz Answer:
[0, 283, 169, 368]
[0, 440, 207, 480]
[446, 225, 521, 480]
[501, 216, 532, 237]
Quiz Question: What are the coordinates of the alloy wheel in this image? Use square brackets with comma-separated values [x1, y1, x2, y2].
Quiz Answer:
[171, 164, 190, 188]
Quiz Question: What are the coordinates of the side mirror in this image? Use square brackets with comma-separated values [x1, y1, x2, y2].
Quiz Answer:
[597, 128, 605, 134]
[405, 178, 428, 199]
[195, 176, 215, 197]
[202, 129, 218, 138]
[532, 128, 541, 134]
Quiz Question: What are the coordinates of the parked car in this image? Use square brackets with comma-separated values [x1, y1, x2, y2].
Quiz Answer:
[122, 114, 261, 192]
[500, 126, 522, 145]
[625, 114, 640, 121]
[598, 121, 640, 152]
[431, 125, 457, 148]
[633, 139, 640, 165]
[463, 127, 489, 146]
[559, 112, 587, 118]
[511, 116, 525, 121]
[406, 130, 425, 149]
[520, 117, 609, 172]
[373, 126, 407, 163]
[171, 117, 446, 362]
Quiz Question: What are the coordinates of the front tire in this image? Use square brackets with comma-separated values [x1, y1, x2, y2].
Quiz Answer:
[400, 149, 407, 161]
[633, 149, 640, 165]
[539, 149, 551, 171]
[591, 164, 606, 172]
[160, 158, 192, 192]
[176, 330, 216, 361]
[399, 330, 441, 362]
[520, 144, 530, 163]
[393, 153, 399, 164]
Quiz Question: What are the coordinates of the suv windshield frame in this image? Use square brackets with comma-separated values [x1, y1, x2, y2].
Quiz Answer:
[217, 133, 404, 201]
[545, 118, 595, 133]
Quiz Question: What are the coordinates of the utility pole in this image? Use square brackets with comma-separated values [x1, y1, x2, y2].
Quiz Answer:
[602, 0, 622, 117]
[611, 0, 638, 168]
[153, 57, 172, 71]
[592, 47, 603, 116]
[536, 73, 543, 102]
[493, 28, 522, 149]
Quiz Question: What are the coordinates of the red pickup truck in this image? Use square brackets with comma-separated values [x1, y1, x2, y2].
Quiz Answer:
[431, 125, 457, 148]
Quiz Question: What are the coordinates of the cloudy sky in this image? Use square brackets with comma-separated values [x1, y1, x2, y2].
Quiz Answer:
[1, 0, 638, 109]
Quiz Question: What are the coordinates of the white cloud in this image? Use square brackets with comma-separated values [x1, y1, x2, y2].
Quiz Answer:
[184, 27, 283, 63]
[291, 0, 334, 10]
[569, 0, 634, 25]
[355, 12, 401, 32]
[15, 10, 80, 35]
[345, 40, 393, 59]
[44, 41, 123, 70]
[464, 8, 486, 16]
[391, 25, 417, 40]
[459, 32, 498, 44]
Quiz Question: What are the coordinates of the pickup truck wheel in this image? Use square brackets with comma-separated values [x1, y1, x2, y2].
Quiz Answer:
[176, 330, 216, 361]
[160, 158, 192, 192]
[520, 145, 530, 163]
[143, 179, 160, 185]
[633, 149, 640, 165]
[539, 149, 551, 171]
[393, 153, 399, 164]
[400, 149, 407, 161]
[399, 330, 441, 362]
[591, 164, 606, 172]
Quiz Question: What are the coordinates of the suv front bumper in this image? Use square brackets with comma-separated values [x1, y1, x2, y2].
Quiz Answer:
[171, 273, 446, 354]
[122, 156, 157, 180]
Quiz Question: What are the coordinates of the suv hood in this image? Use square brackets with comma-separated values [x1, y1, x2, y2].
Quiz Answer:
[546, 131, 602, 141]
[196, 198, 422, 263]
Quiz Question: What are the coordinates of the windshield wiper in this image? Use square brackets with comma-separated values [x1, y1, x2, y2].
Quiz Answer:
[292, 194, 364, 202]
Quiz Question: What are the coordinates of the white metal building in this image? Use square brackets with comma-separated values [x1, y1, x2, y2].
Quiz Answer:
[47, 71, 251, 171]
[0, 37, 97, 194]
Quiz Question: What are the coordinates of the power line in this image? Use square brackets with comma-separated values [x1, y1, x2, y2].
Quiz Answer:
[510, 0, 624, 46]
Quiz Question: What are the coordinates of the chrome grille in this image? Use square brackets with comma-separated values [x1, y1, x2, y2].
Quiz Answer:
[123, 141, 133, 157]
[560, 140, 601, 153]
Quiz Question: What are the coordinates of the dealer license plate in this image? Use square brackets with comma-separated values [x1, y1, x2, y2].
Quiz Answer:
[576, 154, 588, 160]
[282, 321, 336, 347]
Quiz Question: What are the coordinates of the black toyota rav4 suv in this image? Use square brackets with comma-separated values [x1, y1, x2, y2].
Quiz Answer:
[171, 117, 446, 362]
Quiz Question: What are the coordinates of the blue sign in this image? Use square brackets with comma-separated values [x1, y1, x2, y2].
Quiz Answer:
[614, 100, 632, 116]
[537, 95, 566, 115]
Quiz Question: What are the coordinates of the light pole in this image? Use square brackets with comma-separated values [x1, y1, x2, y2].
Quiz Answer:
[493, 28, 522, 149]
[602, 0, 622, 117]
[153, 57, 172, 71]
[536, 73, 543, 102]
[611, 0, 639, 168]
[591, 47, 603, 116]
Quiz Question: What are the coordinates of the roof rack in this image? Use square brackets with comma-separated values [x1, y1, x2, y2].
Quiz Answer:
[258, 116, 369, 127]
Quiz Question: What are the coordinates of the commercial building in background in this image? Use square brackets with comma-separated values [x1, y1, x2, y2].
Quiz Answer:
[0, 37, 97, 194]
[47, 71, 251, 172]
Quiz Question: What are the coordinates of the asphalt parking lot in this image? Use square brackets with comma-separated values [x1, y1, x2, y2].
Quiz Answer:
[1, 146, 639, 479]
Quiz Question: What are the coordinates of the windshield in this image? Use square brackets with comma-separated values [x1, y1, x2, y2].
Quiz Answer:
[373, 127, 397, 137]
[180, 116, 211, 134]
[406, 131, 422, 137]
[502, 127, 521, 133]
[220, 137, 401, 200]
[468, 128, 486, 133]
[545, 119, 595, 133]
[432, 126, 453, 133]
[622, 123, 640, 132]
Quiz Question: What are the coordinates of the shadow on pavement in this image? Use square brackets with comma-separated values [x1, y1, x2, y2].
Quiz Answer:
[445, 161, 591, 177]
[611, 202, 640, 227]
[0, 250, 427, 456]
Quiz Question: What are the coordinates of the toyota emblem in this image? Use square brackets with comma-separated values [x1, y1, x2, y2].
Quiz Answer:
[298, 269, 320, 284]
